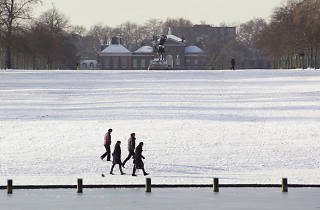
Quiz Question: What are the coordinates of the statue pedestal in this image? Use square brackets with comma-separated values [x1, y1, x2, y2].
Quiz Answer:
[148, 58, 169, 70]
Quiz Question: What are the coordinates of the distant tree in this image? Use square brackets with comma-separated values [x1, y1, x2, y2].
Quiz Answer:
[119, 21, 150, 50]
[37, 6, 69, 69]
[255, 0, 320, 69]
[27, 6, 78, 69]
[70, 25, 87, 37]
[237, 18, 267, 49]
[119, 21, 138, 49]
[293, 0, 320, 68]
[0, 0, 41, 69]
[38, 6, 69, 33]
[144, 18, 163, 36]
[87, 24, 113, 54]
[162, 17, 193, 34]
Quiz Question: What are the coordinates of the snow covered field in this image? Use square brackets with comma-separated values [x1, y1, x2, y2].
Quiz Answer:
[0, 69, 319, 185]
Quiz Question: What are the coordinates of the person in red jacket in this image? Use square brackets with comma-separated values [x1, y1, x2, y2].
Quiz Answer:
[100, 128, 112, 161]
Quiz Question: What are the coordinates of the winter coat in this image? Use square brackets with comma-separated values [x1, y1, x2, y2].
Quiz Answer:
[231, 59, 236, 66]
[104, 132, 111, 146]
[112, 144, 122, 165]
[127, 137, 136, 151]
[134, 145, 145, 169]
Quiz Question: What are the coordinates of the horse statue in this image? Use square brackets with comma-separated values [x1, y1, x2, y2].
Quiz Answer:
[149, 35, 169, 70]
[154, 35, 167, 60]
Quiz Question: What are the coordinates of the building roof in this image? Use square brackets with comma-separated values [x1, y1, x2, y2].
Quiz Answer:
[81, 60, 98, 64]
[134, 46, 154, 54]
[185, 46, 204, 54]
[101, 44, 131, 54]
[167, 34, 183, 43]
[157, 28, 184, 44]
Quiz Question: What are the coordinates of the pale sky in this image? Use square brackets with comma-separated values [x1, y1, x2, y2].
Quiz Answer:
[37, 0, 284, 28]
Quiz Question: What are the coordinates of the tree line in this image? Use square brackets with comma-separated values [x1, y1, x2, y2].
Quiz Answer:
[0, 1, 201, 69]
[255, 0, 320, 69]
[1, 0, 318, 70]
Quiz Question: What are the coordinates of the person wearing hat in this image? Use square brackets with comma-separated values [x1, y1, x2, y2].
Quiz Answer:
[100, 128, 112, 161]
[110, 141, 125, 175]
[122, 133, 136, 167]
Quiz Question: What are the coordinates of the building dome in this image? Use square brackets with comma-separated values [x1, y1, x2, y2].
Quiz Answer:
[100, 44, 131, 55]
[185, 46, 204, 54]
[134, 46, 154, 54]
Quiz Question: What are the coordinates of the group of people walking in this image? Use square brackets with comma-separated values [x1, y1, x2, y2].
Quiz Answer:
[100, 129, 149, 176]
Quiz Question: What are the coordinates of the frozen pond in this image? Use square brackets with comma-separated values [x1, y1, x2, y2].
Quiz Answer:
[1, 188, 320, 210]
[0, 70, 320, 185]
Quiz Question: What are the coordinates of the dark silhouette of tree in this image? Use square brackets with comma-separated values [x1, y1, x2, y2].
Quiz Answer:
[0, 0, 41, 69]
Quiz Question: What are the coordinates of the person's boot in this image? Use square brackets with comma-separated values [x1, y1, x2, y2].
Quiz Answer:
[143, 169, 149, 176]
[120, 165, 125, 175]
[122, 156, 130, 167]
[132, 166, 136, 176]
[110, 165, 114, 175]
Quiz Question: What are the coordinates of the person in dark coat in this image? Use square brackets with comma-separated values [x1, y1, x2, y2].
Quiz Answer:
[132, 142, 149, 176]
[110, 141, 125, 175]
[122, 133, 136, 167]
[101, 128, 112, 161]
[231, 58, 236, 70]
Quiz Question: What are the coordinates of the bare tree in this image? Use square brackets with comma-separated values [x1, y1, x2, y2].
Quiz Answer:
[70, 25, 87, 37]
[237, 18, 267, 49]
[28, 6, 78, 69]
[162, 18, 193, 34]
[38, 5, 69, 33]
[88, 24, 112, 54]
[254, 0, 320, 69]
[0, 0, 41, 69]
[144, 18, 163, 36]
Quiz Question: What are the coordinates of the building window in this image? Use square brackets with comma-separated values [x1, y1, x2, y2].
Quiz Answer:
[194, 59, 198, 65]
[90, 63, 94, 69]
[186, 59, 190, 64]
[112, 57, 119, 69]
[82, 63, 87, 69]
[133, 59, 138, 69]
[166, 55, 173, 68]
[121, 57, 127, 69]
[176, 55, 180, 66]
[104, 58, 110, 69]
[141, 59, 146, 69]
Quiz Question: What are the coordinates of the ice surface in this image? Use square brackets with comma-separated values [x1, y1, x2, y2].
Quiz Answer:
[0, 69, 319, 185]
[1, 188, 320, 210]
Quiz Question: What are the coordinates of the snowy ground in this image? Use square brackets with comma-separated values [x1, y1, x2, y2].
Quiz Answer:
[0, 69, 319, 185]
